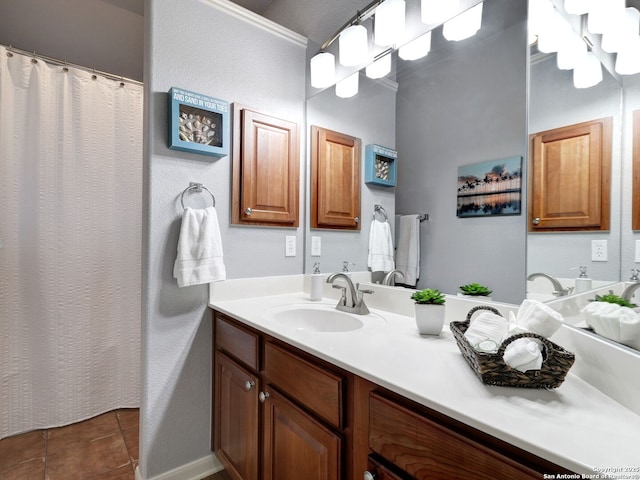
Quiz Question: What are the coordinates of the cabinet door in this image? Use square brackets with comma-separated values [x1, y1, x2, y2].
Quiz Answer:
[214, 351, 259, 480]
[529, 117, 611, 231]
[262, 388, 342, 480]
[232, 105, 299, 226]
[311, 125, 361, 230]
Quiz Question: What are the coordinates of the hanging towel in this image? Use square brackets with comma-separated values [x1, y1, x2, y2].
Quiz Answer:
[173, 206, 226, 287]
[395, 214, 420, 286]
[367, 219, 395, 273]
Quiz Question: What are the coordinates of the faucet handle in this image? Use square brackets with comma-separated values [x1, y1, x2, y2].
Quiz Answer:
[332, 284, 347, 305]
[356, 283, 374, 295]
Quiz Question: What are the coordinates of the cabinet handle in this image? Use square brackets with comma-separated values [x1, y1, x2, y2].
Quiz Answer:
[245, 207, 252, 216]
[363, 471, 376, 480]
[259, 391, 270, 403]
[245, 380, 255, 391]
[533, 217, 541, 225]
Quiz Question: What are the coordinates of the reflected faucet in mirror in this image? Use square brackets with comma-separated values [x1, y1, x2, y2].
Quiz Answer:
[527, 272, 573, 297]
[382, 269, 405, 286]
[622, 282, 640, 303]
[326, 272, 373, 315]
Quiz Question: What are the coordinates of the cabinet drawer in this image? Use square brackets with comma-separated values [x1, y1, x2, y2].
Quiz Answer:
[369, 392, 540, 480]
[215, 314, 259, 371]
[263, 342, 344, 430]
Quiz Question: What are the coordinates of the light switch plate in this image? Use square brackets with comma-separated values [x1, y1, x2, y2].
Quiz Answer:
[591, 239, 608, 262]
[285, 236, 296, 257]
[311, 236, 321, 256]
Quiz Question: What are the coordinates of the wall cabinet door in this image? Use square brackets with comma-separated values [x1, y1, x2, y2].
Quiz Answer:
[232, 105, 299, 226]
[214, 351, 259, 480]
[529, 117, 611, 231]
[262, 388, 341, 480]
[311, 125, 361, 230]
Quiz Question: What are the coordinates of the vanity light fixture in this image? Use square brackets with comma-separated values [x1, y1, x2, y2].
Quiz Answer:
[374, 0, 406, 47]
[398, 31, 432, 61]
[587, 0, 624, 35]
[573, 51, 603, 89]
[335, 71, 360, 98]
[556, 32, 586, 70]
[310, 52, 336, 88]
[365, 52, 392, 79]
[442, 2, 483, 41]
[339, 25, 369, 67]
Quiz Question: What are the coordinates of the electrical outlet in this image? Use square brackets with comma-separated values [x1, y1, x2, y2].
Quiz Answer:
[285, 236, 296, 257]
[636, 240, 640, 263]
[591, 239, 608, 262]
[311, 236, 321, 256]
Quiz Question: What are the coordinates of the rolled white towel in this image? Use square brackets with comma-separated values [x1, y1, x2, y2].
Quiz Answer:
[503, 338, 543, 372]
[464, 312, 509, 351]
[582, 301, 640, 346]
[516, 299, 563, 338]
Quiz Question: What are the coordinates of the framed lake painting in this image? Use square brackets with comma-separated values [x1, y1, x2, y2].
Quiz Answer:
[456, 156, 522, 217]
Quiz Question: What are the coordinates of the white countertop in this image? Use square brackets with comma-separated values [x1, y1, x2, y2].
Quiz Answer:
[210, 289, 640, 478]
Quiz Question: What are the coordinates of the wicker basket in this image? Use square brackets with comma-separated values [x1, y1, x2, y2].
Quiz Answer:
[450, 306, 575, 389]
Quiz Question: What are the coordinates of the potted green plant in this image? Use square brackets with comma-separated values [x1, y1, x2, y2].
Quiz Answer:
[411, 288, 446, 335]
[592, 293, 637, 309]
[458, 282, 492, 299]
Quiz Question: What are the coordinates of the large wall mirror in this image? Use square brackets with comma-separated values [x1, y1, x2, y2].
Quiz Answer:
[302, 0, 640, 306]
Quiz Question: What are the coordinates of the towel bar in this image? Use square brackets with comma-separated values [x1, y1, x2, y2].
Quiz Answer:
[180, 182, 216, 209]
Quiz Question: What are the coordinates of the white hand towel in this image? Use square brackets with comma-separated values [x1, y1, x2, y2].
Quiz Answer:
[395, 215, 420, 286]
[464, 311, 509, 350]
[515, 299, 563, 338]
[367, 219, 395, 273]
[503, 338, 543, 372]
[582, 301, 640, 346]
[173, 206, 226, 287]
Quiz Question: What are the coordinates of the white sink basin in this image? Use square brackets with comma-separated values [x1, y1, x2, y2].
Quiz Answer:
[265, 303, 385, 333]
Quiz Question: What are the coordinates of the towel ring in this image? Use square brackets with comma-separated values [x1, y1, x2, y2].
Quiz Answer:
[373, 204, 388, 221]
[180, 182, 216, 209]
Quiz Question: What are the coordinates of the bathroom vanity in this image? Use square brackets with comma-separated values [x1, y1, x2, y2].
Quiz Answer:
[209, 276, 640, 480]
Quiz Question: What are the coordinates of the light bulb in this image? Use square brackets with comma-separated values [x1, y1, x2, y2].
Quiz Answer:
[615, 35, 640, 75]
[310, 52, 335, 88]
[573, 52, 603, 88]
[335, 72, 359, 98]
[421, 0, 459, 25]
[443, 3, 483, 42]
[398, 32, 432, 61]
[365, 53, 392, 79]
[339, 25, 368, 67]
[374, 0, 406, 47]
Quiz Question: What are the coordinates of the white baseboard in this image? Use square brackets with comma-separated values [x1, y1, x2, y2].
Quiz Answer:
[135, 454, 224, 480]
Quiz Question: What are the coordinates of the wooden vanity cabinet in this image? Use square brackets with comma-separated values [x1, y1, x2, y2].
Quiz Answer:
[213, 312, 352, 480]
[212, 311, 572, 480]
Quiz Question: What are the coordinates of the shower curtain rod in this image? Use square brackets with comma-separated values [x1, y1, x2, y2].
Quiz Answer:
[3, 44, 143, 86]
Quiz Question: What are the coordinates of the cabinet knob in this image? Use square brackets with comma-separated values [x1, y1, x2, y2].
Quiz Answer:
[259, 391, 270, 403]
[363, 471, 376, 480]
[533, 217, 541, 225]
[245, 380, 255, 391]
[245, 207, 252, 216]
[354, 216, 360, 224]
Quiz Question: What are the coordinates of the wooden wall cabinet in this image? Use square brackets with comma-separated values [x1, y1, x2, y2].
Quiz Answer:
[310, 126, 361, 230]
[528, 117, 612, 231]
[232, 105, 299, 227]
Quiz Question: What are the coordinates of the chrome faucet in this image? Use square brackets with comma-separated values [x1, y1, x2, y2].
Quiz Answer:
[527, 272, 573, 297]
[382, 269, 405, 286]
[326, 272, 373, 315]
[621, 282, 640, 302]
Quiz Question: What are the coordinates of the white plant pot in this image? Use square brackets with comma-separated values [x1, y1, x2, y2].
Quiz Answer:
[414, 303, 445, 335]
[457, 293, 492, 301]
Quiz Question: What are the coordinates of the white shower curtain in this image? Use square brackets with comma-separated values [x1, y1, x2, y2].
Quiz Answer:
[0, 45, 142, 439]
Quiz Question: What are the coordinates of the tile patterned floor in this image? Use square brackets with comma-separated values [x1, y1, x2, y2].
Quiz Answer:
[0, 409, 230, 480]
[0, 409, 139, 480]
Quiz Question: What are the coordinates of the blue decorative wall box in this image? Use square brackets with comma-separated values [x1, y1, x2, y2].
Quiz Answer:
[168, 87, 230, 157]
[365, 144, 397, 187]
